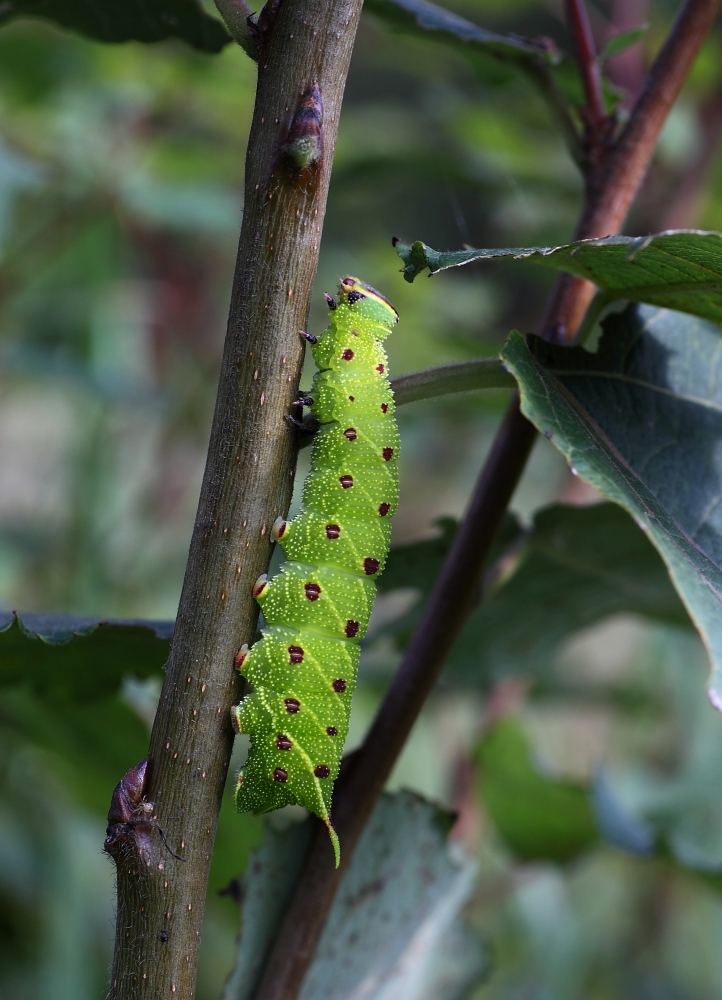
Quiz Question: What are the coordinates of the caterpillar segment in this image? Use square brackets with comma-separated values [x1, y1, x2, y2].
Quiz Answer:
[231, 276, 399, 866]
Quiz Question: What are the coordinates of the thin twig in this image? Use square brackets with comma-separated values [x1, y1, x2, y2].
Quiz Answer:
[543, 0, 722, 341]
[565, 0, 606, 128]
[250, 4, 721, 999]
[297, 358, 515, 449]
[214, 0, 258, 58]
[392, 358, 516, 401]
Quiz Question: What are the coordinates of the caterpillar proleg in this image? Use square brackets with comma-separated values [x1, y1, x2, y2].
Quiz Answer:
[231, 277, 399, 866]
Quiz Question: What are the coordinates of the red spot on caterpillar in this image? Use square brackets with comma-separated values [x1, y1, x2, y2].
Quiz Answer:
[333, 679, 347, 693]
[252, 575, 268, 599]
[381, 403, 388, 413]
[276, 734, 293, 750]
[378, 502, 391, 516]
[314, 765, 331, 779]
[376, 364, 385, 373]
[304, 582, 321, 601]
[326, 727, 338, 736]
[345, 620, 360, 638]
[272, 518, 287, 540]
[364, 558, 380, 575]
[382, 448, 394, 461]
[339, 475, 354, 489]
[288, 646, 304, 664]
[273, 768, 288, 782]
[234, 646, 249, 670]
[325, 524, 341, 539]
[348, 396, 355, 401]
[342, 349, 354, 361]
[343, 427, 357, 441]
[285, 698, 300, 713]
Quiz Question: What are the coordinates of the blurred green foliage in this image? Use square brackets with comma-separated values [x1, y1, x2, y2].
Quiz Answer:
[2, 2, 722, 998]
[476, 718, 598, 863]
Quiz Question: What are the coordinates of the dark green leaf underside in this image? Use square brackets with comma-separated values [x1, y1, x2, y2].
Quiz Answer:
[379, 502, 689, 686]
[0, 611, 171, 701]
[452, 501, 691, 683]
[0, 0, 231, 52]
[501, 304, 722, 706]
[395, 230, 722, 328]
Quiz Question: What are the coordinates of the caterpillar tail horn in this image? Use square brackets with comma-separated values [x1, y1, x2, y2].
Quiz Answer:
[328, 822, 340, 868]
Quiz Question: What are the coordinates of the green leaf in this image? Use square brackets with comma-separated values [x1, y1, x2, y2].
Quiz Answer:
[0, 0, 231, 52]
[364, 0, 559, 65]
[393, 230, 722, 329]
[450, 502, 691, 684]
[0, 687, 151, 811]
[598, 25, 648, 62]
[0, 612, 171, 701]
[501, 304, 722, 707]
[223, 791, 485, 1000]
[476, 718, 598, 863]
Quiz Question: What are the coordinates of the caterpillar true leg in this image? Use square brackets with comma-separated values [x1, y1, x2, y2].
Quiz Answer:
[231, 277, 399, 867]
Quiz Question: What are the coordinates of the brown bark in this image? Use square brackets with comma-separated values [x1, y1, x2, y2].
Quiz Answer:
[106, 1, 364, 996]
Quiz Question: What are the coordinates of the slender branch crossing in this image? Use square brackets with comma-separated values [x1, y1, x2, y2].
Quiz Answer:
[565, 0, 606, 129]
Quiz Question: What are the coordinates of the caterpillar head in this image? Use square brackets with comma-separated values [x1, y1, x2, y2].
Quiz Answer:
[338, 277, 398, 334]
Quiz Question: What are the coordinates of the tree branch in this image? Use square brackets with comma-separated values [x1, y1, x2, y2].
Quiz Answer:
[565, 0, 606, 129]
[106, 1, 365, 996]
[543, 0, 721, 342]
[249, 3, 721, 998]
[214, 0, 258, 60]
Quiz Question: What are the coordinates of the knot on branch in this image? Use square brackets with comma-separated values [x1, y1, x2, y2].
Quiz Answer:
[104, 758, 184, 865]
[279, 85, 324, 181]
[247, 0, 283, 56]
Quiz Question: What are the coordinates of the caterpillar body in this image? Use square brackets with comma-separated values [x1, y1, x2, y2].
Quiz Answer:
[231, 277, 399, 865]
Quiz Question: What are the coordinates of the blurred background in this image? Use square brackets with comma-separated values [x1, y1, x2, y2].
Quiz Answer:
[3, 1, 722, 997]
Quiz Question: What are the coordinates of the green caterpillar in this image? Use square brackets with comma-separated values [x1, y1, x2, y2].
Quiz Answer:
[231, 277, 399, 865]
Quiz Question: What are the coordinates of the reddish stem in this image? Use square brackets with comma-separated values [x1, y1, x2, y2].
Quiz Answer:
[565, 0, 607, 129]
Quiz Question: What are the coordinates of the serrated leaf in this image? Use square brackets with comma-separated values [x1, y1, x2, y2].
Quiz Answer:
[598, 24, 648, 62]
[476, 718, 598, 863]
[223, 791, 485, 1000]
[0, 0, 231, 52]
[501, 304, 722, 707]
[0, 612, 172, 701]
[394, 231, 722, 329]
